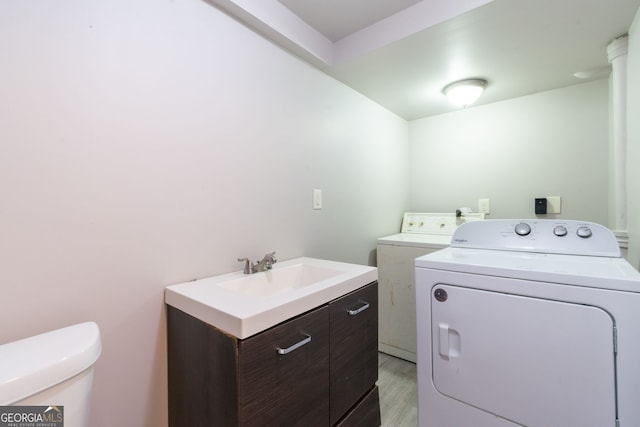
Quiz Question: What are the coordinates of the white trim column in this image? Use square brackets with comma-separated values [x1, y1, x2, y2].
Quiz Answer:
[607, 35, 629, 256]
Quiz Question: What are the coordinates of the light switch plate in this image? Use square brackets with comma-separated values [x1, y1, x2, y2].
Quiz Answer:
[313, 189, 322, 210]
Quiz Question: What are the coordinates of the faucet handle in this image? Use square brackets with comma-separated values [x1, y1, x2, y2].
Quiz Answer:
[265, 252, 277, 269]
[237, 258, 253, 274]
[252, 252, 277, 272]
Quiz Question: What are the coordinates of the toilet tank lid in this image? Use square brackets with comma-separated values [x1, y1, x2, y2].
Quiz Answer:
[0, 321, 102, 405]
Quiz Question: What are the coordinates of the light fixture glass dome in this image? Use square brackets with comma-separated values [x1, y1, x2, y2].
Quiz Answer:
[443, 79, 488, 107]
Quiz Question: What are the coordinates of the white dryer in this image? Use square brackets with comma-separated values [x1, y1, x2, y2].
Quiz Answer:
[415, 219, 640, 427]
[377, 212, 484, 362]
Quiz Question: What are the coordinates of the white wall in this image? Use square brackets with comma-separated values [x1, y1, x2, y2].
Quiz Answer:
[408, 80, 609, 223]
[627, 9, 640, 269]
[0, 1, 408, 426]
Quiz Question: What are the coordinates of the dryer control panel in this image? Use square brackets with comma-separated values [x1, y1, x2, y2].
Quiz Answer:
[450, 219, 620, 257]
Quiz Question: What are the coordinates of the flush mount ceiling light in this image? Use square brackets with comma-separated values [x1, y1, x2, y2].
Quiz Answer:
[573, 66, 610, 80]
[442, 78, 488, 107]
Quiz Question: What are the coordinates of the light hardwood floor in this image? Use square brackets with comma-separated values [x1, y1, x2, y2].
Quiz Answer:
[378, 352, 417, 427]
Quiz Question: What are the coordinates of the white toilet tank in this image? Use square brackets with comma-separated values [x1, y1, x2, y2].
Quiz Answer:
[0, 322, 102, 427]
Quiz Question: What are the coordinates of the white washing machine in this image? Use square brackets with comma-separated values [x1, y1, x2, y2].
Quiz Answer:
[415, 219, 640, 427]
[377, 212, 484, 362]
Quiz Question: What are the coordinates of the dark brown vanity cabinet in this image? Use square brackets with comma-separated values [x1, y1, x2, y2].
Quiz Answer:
[329, 282, 379, 425]
[167, 281, 380, 427]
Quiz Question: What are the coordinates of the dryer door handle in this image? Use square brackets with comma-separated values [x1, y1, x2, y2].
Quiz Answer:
[438, 323, 461, 359]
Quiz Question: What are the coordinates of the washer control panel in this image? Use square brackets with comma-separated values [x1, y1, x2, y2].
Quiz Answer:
[451, 219, 620, 257]
[401, 212, 485, 234]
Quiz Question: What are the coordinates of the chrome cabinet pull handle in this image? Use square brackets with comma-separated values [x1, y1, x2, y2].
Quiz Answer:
[277, 334, 311, 355]
[347, 302, 370, 316]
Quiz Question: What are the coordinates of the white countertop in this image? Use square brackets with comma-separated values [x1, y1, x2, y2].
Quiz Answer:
[165, 257, 377, 339]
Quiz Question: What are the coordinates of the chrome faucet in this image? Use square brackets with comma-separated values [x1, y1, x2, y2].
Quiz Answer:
[237, 251, 277, 274]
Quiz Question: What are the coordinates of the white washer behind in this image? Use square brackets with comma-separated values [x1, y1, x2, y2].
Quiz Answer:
[377, 212, 483, 362]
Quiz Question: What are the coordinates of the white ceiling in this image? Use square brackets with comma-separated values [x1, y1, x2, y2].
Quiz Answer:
[278, 0, 423, 42]
[207, 0, 640, 120]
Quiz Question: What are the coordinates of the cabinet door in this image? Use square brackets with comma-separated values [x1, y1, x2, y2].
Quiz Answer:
[239, 305, 330, 427]
[330, 282, 378, 425]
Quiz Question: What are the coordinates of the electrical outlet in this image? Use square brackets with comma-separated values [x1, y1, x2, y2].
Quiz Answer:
[547, 196, 561, 214]
[479, 198, 490, 214]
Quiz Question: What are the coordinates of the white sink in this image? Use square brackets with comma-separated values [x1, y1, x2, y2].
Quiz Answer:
[217, 263, 343, 297]
[165, 257, 377, 339]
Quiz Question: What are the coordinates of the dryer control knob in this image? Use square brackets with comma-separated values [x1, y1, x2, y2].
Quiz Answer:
[553, 225, 568, 237]
[515, 222, 531, 236]
[577, 226, 593, 238]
